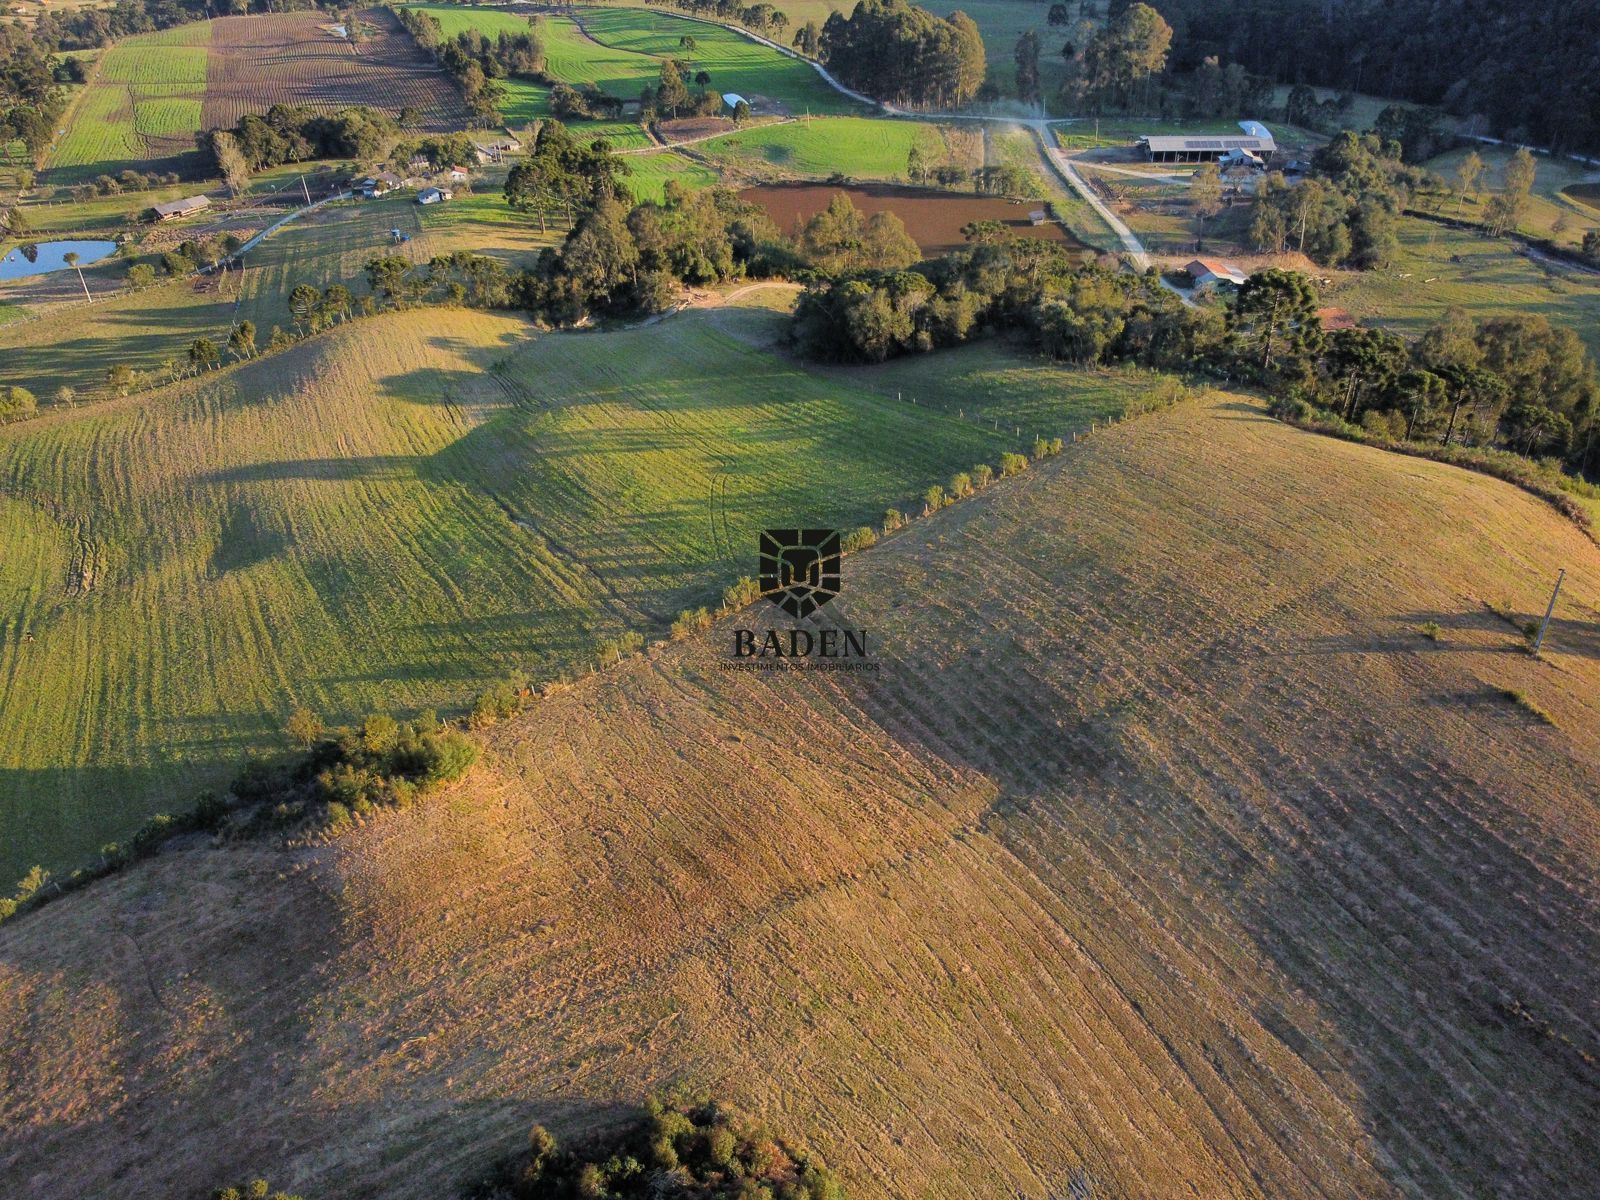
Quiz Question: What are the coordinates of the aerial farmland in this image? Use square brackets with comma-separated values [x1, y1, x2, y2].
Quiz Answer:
[1, 1, 1598, 1197]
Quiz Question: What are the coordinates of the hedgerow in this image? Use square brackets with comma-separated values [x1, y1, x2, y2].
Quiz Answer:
[0, 709, 480, 930]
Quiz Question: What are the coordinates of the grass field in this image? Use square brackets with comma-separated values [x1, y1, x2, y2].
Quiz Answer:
[0, 294, 1166, 879]
[695, 116, 969, 181]
[1425, 144, 1600, 252]
[620, 150, 719, 202]
[234, 192, 554, 335]
[1328, 214, 1600, 361]
[603, 0, 1082, 102]
[0, 276, 237, 399]
[406, 4, 858, 118]
[4, 390, 1596, 1200]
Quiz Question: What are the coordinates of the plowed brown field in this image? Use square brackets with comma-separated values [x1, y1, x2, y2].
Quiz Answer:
[2, 396, 1597, 1200]
[202, 11, 465, 131]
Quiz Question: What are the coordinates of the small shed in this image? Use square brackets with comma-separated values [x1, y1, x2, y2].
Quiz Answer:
[1219, 147, 1265, 171]
[447, 166, 469, 182]
[1185, 258, 1248, 289]
[418, 186, 452, 205]
[152, 195, 211, 221]
[722, 92, 748, 110]
[1028, 210, 1048, 226]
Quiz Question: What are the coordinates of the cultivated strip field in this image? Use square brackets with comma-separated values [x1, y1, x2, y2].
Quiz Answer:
[44, 12, 464, 183]
[2, 395, 1595, 1199]
[46, 24, 210, 181]
[202, 10, 465, 132]
[0, 299, 1144, 879]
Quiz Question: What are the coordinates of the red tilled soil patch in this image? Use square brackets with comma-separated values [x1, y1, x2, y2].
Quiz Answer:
[203, 11, 466, 132]
[657, 115, 736, 143]
[738, 182, 1092, 257]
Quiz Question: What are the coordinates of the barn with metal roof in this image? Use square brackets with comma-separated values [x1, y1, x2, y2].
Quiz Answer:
[1137, 133, 1276, 163]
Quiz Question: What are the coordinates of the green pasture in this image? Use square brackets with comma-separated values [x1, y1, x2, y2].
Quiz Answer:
[0, 295, 1167, 880]
[0, 276, 237, 399]
[621, 151, 719, 202]
[1328, 214, 1600, 361]
[45, 26, 211, 183]
[1424, 144, 1600, 252]
[15, 181, 199, 235]
[696, 116, 951, 180]
[406, 5, 857, 115]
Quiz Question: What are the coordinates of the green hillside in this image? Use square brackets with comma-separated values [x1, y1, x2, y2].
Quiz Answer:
[0, 296, 1160, 879]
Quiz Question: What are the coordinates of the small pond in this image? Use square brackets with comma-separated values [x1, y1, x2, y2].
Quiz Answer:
[0, 239, 118, 282]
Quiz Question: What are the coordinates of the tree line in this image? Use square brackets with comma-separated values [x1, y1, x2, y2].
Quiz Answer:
[1245, 130, 1427, 269]
[1149, 0, 1600, 156]
[788, 240, 1600, 485]
[641, 0, 792, 41]
[205, 103, 399, 174]
[392, 5, 521, 124]
[818, 0, 986, 109]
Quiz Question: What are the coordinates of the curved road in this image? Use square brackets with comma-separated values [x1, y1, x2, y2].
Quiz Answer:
[522, 1, 1157, 266]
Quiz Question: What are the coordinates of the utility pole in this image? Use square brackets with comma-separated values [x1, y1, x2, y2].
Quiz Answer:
[1532, 568, 1565, 655]
[301, 174, 312, 205]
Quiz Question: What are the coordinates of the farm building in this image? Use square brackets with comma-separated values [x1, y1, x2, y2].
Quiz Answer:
[1185, 258, 1248, 289]
[360, 171, 404, 198]
[722, 92, 748, 110]
[1140, 121, 1276, 163]
[473, 134, 522, 163]
[418, 187, 452, 205]
[1219, 147, 1266, 171]
[447, 166, 469, 182]
[151, 195, 210, 221]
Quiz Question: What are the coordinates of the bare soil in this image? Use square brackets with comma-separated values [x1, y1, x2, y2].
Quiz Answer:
[202, 11, 466, 132]
[739, 181, 1091, 256]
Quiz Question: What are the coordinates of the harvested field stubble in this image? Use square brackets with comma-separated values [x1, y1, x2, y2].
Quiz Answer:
[1, 396, 1596, 1200]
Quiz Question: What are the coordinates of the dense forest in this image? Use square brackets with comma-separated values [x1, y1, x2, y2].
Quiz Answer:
[1146, 0, 1600, 155]
[819, 0, 985, 109]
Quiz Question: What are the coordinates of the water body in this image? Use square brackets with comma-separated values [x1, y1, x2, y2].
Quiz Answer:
[0, 239, 118, 282]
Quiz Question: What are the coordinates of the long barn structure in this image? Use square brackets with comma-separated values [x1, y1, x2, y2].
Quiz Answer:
[1139, 133, 1276, 164]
